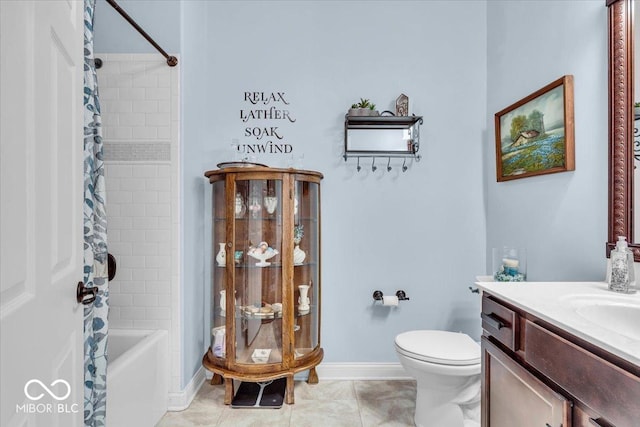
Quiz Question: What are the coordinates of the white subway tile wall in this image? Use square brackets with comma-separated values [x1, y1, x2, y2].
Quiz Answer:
[97, 53, 181, 393]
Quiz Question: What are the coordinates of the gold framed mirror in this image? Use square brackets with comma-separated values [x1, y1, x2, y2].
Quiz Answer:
[607, 0, 638, 259]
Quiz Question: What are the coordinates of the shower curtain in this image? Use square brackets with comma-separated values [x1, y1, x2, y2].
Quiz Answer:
[83, 0, 109, 425]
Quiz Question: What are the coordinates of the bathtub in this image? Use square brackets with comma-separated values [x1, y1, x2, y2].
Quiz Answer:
[107, 329, 168, 427]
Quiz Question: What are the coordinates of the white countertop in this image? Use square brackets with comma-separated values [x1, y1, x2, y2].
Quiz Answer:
[476, 281, 640, 367]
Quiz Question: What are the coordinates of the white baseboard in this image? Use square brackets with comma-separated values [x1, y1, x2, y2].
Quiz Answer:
[316, 362, 411, 380]
[167, 367, 206, 411]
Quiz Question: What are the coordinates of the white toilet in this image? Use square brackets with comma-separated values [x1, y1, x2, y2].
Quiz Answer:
[395, 330, 481, 427]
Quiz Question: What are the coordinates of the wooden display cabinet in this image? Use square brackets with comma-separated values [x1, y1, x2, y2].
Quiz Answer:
[202, 166, 323, 405]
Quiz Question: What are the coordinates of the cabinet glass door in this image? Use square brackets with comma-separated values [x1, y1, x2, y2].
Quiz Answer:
[234, 178, 284, 365]
[211, 180, 227, 361]
[293, 181, 320, 359]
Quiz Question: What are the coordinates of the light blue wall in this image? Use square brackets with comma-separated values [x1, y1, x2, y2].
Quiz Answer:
[93, 0, 181, 54]
[181, 0, 487, 385]
[485, 1, 608, 281]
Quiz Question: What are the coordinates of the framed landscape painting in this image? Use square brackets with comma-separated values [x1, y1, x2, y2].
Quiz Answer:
[494, 75, 575, 182]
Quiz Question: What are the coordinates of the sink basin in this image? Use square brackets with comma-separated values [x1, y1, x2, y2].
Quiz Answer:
[570, 297, 640, 341]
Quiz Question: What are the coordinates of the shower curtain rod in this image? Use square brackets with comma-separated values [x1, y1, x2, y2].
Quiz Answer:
[105, 0, 178, 67]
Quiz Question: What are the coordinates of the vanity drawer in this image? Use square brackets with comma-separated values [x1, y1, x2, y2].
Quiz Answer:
[481, 295, 518, 351]
[524, 320, 640, 427]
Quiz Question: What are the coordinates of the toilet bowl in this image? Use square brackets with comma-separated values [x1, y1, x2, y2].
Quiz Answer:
[395, 330, 481, 427]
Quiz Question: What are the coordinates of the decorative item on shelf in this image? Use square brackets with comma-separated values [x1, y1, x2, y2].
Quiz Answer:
[293, 246, 306, 265]
[235, 192, 246, 218]
[216, 243, 226, 267]
[298, 283, 310, 314]
[251, 349, 271, 364]
[211, 326, 225, 358]
[293, 224, 306, 265]
[395, 94, 409, 116]
[293, 224, 304, 244]
[217, 161, 269, 169]
[234, 250, 243, 264]
[492, 247, 526, 282]
[635, 102, 640, 118]
[247, 241, 279, 267]
[263, 195, 278, 215]
[271, 302, 282, 314]
[249, 190, 262, 218]
[219, 290, 226, 316]
[293, 194, 300, 223]
[348, 98, 379, 117]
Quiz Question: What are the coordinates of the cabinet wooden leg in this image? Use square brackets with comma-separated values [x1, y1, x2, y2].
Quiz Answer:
[224, 378, 234, 405]
[210, 373, 223, 385]
[307, 367, 319, 384]
[285, 375, 295, 404]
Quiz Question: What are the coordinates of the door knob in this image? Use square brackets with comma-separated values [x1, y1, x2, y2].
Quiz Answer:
[76, 281, 97, 305]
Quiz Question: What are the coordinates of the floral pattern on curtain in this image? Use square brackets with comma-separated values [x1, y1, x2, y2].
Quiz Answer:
[83, 0, 109, 425]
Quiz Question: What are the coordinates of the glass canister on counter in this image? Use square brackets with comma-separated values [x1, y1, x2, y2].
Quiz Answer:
[608, 236, 636, 294]
[492, 247, 526, 282]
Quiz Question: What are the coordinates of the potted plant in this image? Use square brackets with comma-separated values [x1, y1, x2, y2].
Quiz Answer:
[348, 98, 379, 117]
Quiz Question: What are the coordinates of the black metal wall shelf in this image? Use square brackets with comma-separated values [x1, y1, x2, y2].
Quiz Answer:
[343, 114, 423, 171]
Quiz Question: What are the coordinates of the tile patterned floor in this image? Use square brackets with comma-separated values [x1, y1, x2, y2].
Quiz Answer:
[157, 380, 416, 427]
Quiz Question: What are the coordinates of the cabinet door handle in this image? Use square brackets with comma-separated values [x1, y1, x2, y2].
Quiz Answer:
[481, 312, 506, 330]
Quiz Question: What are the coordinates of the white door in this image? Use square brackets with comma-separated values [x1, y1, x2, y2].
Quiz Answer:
[1, 1, 85, 426]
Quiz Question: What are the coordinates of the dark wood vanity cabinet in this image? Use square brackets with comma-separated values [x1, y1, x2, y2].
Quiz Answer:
[481, 293, 640, 427]
[483, 338, 571, 427]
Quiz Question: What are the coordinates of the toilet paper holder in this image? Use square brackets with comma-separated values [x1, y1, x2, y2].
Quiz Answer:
[372, 290, 410, 302]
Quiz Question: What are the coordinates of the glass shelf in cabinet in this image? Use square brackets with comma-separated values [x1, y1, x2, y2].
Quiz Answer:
[231, 217, 283, 223]
[236, 306, 283, 320]
[233, 262, 283, 269]
[293, 261, 317, 267]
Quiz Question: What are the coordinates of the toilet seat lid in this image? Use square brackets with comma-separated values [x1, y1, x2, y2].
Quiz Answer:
[395, 330, 480, 366]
